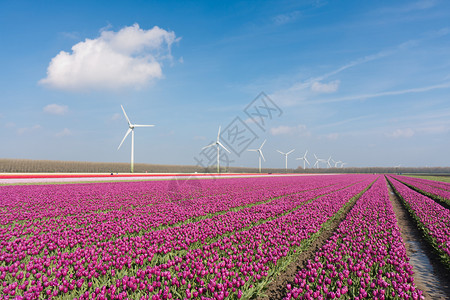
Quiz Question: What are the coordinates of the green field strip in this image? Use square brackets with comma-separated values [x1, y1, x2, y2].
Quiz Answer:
[406, 175, 450, 184]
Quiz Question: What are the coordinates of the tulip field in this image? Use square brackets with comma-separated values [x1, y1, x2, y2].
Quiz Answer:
[389, 175, 450, 206]
[0, 174, 449, 299]
[388, 176, 450, 268]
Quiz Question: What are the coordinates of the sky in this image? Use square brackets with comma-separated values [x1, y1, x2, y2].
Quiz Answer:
[1, 0, 450, 169]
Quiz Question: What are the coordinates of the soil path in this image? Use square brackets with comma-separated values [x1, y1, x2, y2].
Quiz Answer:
[387, 180, 450, 299]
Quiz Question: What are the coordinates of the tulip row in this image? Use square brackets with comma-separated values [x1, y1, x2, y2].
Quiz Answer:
[398, 176, 450, 191]
[391, 176, 450, 206]
[285, 176, 423, 300]
[0, 175, 373, 299]
[388, 176, 450, 268]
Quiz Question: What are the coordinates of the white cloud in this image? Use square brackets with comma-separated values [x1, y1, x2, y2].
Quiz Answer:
[5, 122, 15, 128]
[55, 128, 72, 138]
[111, 113, 121, 121]
[312, 82, 450, 104]
[270, 124, 310, 136]
[310, 80, 340, 93]
[387, 128, 415, 138]
[17, 125, 42, 135]
[43, 104, 68, 115]
[40, 24, 178, 91]
[244, 118, 257, 125]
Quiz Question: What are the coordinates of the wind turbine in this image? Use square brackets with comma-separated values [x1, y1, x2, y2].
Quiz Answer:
[326, 156, 332, 168]
[314, 154, 326, 169]
[248, 139, 266, 173]
[202, 126, 231, 173]
[117, 105, 155, 173]
[296, 150, 310, 170]
[333, 159, 342, 168]
[341, 162, 347, 168]
[277, 149, 295, 171]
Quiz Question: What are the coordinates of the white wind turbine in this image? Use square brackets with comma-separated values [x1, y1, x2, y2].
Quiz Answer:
[326, 156, 332, 168]
[341, 162, 347, 168]
[296, 150, 310, 170]
[333, 159, 342, 168]
[248, 139, 266, 173]
[314, 154, 326, 169]
[202, 126, 231, 173]
[277, 149, 295, 171]
[117, 105, 155, 173]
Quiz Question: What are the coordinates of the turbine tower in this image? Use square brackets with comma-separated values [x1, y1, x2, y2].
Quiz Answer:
[202, 126, 231, 173]
[296, 150, 310, 170]
[277, 149, 295, 171]
[248, 139, 266, 173]
[117, 105, 155, 173]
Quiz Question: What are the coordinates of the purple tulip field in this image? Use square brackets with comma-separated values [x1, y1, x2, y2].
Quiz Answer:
[1, 174, 449, 299]
[390, 175, 450, 206]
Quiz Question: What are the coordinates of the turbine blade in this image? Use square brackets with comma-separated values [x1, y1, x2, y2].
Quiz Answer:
[118, 128, 132, 150]
[121, 105, 131, 125]
[217, 126, 221, 142]
[305, 158, 310, 165]
[287, 149, 295, 155]
[218, 141, 231, 153]
[247, 149, 257, 152]
[133, 124, 155, 127]
[276, 150, 284, 155]
[260, 139, 266, 149]
[260, 150, 266, 162]
[202, 143, 216, 150]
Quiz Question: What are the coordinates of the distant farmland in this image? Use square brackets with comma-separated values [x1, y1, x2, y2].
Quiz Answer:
[0, 158, 288, 173]
[1, 158, 449, 174]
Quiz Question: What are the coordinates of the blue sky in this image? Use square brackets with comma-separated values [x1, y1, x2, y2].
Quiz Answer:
[1, 0, 450, 169]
